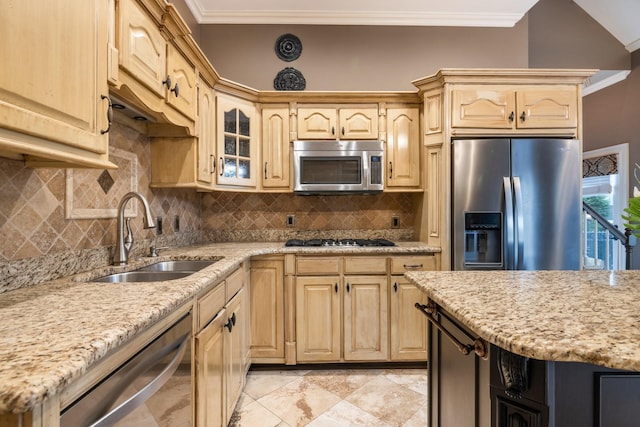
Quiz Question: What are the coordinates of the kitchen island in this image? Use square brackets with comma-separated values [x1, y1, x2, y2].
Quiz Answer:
[405, 270, 640, 427]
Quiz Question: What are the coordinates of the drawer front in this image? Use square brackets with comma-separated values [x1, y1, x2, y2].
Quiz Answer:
[296, 257, 341, 275]
[226, 267, 244, 301]
[198, 282, 225, 331]
[343, 256, 388, 275]
[391, 255, 436, 274]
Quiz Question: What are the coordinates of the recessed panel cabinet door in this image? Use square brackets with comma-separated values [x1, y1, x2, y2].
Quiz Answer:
[386, 108, 421, 188]
[262, 107, 291, 189]
[296, 276, 341, 362]
[197, 82, 215, 185]
[343, 276, 388, 361]
[0, 0, 109, 158]
[195, 309, 226, 427]
[166, 44, 197, 120]
[118, 0, 166, 97]
[250, 259, 285, 360]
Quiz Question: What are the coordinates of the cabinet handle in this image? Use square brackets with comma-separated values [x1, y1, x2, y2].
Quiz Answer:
[264, 162, 268, 179]
[403, 264, 423, 270]
[219, 157, 224, 176]
[100, 95, 113, 135]
[231, 312, 236, 326]
[389, 161, 393, 179]
[335, 283, 338, 293]
[508, 111, 514, 123]
[393, 282, 398, 292]
[162, 75, 172, 90]
[520, 111, 526, 122]
[346, 282, 350, 292]
[331, 126, 335, 136]
[171, 83, 180, 98]
[341, 126, 345, 136]
[224, 316, 234, 332]
[210, 155, 216, 174]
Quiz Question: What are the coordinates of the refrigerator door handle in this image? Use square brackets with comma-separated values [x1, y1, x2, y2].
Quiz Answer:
[503, 177, 515, 269]
[513, 176, 525, 269]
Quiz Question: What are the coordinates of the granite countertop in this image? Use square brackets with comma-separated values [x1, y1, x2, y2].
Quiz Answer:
[405, 270, 640, 372]
[0, 241, 436, 414]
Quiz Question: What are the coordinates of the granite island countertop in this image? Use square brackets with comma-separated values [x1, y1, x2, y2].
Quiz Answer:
[405, 270, 640, 372]
[0, 241, 437, 414]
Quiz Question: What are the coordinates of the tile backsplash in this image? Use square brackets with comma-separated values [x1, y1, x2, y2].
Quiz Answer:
[0, 118, 418, 291]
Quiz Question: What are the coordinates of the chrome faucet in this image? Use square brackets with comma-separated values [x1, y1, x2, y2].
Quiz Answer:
[112, 192, 156, 265]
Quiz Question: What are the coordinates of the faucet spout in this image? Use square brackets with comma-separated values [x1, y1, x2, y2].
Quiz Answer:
[112, 191, 155, 265]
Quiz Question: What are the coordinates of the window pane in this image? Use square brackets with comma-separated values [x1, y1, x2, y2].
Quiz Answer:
[239, 138, 250, 157]
[224, 109, 237, 133]
[225, 136, 236, 156]
[224, 158, 236, 178]
[239, 110, 250, 136]
[238, 159, 250, 179]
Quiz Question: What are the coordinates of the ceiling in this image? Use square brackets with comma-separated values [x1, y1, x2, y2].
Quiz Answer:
[184, 0, 640, 53]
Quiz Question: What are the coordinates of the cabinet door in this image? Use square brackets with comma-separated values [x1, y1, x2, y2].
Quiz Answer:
[451, 87, 515, 129]
[262, 106, 291, 189]
[343, 276, 388, 361]
[390, 277, 427, 361]
[118, 0, 166, 98]
[297, 108, 337, 139]
[166, 44, 197, 121]
[339, 108, 378, 139]
[0, 0, 109, 160]
[217, 95, 257, 187]
[250, 259, 285, 360]
[296, 276, 341, 362]
[515, 87, 577, 129]
[197, 82, 215, 186]
[195, 309, 226, 427]
[386, 107, 421, 188]
[225, 289, 245, 419]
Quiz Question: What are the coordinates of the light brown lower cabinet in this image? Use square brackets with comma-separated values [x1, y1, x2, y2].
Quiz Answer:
[194, 273, 247, 427]
[390, 276, 428, 360]
[250, 259, 285, 361]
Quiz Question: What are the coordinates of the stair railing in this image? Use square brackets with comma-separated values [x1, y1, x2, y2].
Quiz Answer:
[582, 201, 635, 270]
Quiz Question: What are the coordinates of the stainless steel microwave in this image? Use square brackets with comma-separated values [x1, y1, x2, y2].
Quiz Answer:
[293, 140, 384, 194]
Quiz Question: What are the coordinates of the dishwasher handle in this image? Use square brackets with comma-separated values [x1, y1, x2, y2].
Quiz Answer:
[90, 332, 189, 427]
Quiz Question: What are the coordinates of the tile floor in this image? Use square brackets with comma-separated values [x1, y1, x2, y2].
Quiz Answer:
[228, 366, 428, 427]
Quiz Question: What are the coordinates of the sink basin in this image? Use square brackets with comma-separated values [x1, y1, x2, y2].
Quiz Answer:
[93, 271, 192, 283]
[137, 260, 218, 272]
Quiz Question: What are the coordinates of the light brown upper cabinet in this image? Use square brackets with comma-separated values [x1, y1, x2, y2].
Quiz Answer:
[116, 0, 197, 133]
[297, 106, 378, 140]
[0, 0, 113, 168]
[261, 106, 291, 190]
[216, 94, 257, 188]
[451, 85, 578, 131]
[385, 107, 421, 189]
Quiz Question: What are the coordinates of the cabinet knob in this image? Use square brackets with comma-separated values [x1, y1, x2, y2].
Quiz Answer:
[331, 126, 335, 136]
[341, 126, 345, 136]
[520, 111, 526, 122]
[508, 111, 515, 123]
[346, 282, 350, 292]
[224, 316, 234, 332]
[171, 82, 180, 97]
[100, 95, 112, 135]
[162, 75, 172, 90]
[393, 282, 398, 292]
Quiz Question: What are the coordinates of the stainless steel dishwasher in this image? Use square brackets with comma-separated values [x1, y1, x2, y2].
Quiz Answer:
[60, 312, 192, 427]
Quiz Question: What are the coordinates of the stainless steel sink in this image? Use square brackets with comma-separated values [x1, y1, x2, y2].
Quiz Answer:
[137, 260, 218, 272]
[93, 271, 192, 283]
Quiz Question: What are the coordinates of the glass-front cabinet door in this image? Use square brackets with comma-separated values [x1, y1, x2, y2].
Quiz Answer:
[216, 94, 257, 187]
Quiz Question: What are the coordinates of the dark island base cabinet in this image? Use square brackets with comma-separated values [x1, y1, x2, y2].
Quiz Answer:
[426, 302, 640, 427]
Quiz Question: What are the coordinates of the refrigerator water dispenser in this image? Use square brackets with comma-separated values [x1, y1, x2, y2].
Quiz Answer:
[464, 212, 502, 267]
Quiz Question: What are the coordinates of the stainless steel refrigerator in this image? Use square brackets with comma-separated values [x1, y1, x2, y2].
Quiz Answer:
[451, 138, 581, 271]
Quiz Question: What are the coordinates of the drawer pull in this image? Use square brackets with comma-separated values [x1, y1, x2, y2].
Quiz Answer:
[415, 301, 487, 359]
[403, 264, 423, 269]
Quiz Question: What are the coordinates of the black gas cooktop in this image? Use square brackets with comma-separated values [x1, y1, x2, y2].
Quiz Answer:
[284, 238, 396, 247]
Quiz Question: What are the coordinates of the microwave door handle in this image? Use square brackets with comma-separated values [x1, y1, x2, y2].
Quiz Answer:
[503, 177, 515, 270]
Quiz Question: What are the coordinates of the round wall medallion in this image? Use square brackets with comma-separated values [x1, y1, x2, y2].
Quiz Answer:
[275, 33, 302, 62]
[274, 67, 306, 91]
